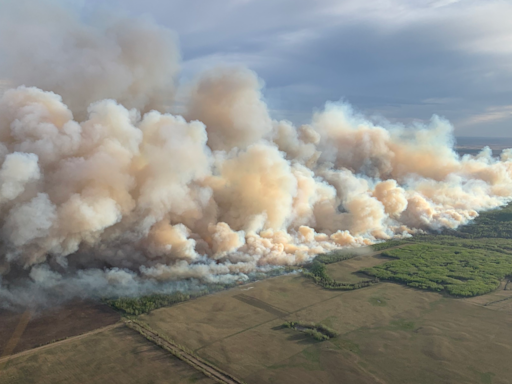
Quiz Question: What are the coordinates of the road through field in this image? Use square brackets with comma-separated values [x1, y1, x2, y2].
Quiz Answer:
[0, 245, 405, 379]
[125, 321, 245, 384]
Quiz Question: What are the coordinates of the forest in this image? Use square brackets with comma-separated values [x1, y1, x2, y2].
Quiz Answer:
[363, 244, 512, 296]
[304, 259, 379, 290]
[362, 203, 512, 297]
[443, 203, 512, 239]
[103, 291, 209, 315]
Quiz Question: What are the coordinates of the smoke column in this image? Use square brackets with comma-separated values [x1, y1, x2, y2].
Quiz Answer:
[1, 1, 512, 308]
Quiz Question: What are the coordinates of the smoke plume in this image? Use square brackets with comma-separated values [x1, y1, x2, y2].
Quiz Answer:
[1, 1, 512, 308]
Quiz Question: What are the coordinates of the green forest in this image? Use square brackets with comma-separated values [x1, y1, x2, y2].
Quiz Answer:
[104, 282, 238, 315]
[443, 203, 512, 239]
[104, 291, 209, 315]
[304, 259, 379, 290]
[362, 203, 512, 297]
[363, 244, 512, 296]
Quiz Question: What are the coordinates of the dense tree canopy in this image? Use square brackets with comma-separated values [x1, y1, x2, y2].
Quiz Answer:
[364, 244, 512, 297]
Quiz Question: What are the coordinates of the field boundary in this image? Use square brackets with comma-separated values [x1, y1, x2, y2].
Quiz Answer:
[301, 246, 407, 291]
[125, 320, 245, 384]
[233, 294, 289, 317]
[483, 296, 512, 306]
[0, 322, 123, 367]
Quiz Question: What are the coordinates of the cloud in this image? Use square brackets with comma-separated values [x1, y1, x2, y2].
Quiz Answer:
[459, 105, 512, 127]
[105, 0, 512, 136]
[0, 0, 181, 120]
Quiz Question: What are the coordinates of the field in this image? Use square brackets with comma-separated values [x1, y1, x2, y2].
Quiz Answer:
[325, 253, 391, 283]
[0, 300, 120, 355]
[3, 256, 512, 383]
[0, 324, 215, 384]
[3, 204, 512, 383]
[140, 253, 512, 384]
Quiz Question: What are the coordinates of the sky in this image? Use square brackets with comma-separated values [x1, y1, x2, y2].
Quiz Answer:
[5, 0, 512, 137]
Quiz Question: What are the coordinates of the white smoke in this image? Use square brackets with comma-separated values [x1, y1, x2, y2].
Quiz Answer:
[0, 0, 180, 120]
[1, 0, 512, 308]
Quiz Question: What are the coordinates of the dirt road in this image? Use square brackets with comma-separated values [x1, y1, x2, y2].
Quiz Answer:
[125, 321, 245, 384]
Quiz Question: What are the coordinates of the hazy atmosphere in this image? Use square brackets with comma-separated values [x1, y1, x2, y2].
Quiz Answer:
[80, 0, 512, 136]
[1, 0, 512, 308]
[3, 3, 512, 384]
[2, 0, 512, 136]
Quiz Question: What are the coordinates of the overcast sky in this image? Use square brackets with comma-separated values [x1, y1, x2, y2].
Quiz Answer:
[32, 0, 512, 137]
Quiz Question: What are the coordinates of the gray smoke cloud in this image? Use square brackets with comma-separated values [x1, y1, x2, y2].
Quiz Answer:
[0, 0, 180, 120]
[1, 0, 512, 309]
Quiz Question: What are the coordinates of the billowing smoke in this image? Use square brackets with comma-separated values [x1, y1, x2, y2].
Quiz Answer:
[1, 1, 512, 309]
[0, 0, 180, 120]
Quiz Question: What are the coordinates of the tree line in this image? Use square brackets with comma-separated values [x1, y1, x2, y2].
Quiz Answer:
[281, 320, 338, 341]
[304, 260, 379, 290]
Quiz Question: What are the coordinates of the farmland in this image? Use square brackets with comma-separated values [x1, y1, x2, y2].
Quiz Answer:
[3, 203, 512, 383]
[0, 300, 119, 355]
[3, 256, 512, 383]
[139, 254, 512, 384]
[0, 324, 215, 384]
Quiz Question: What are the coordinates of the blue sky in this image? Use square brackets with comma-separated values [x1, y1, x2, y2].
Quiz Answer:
[10, 0, 512, 137]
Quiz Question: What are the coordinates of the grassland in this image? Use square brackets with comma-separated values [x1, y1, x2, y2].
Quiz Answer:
[5, 204, 512, 383]
[0, 301, 119, 355]
[304, 260, 379, 290]
[3, 259, 512, 384]
[0, 324, 215, 384]
[325, 252, 392, 283]
[139, 251, 512, 384]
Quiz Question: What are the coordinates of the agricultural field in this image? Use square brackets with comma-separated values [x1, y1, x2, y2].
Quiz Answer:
[0, 300, 119, 355]
[141, 254, 512, 384]
[325, 252, 392, 283]
[3, 204, 512, 383]
[4, 255, 512, 384]
[0, 324, 215, 384]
